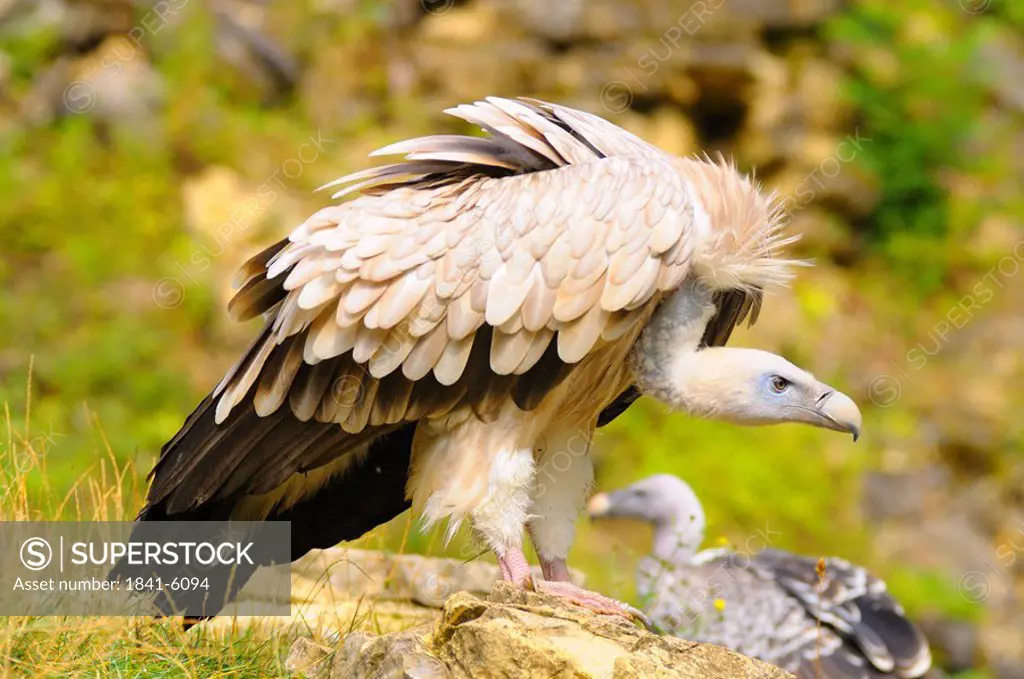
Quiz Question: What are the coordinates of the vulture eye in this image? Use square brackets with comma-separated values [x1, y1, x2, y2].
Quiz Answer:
[769, 376, 790, 393]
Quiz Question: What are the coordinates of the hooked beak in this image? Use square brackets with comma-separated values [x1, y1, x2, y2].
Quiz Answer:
[587, 492, 612, 519]
[814, 389, 862, 441]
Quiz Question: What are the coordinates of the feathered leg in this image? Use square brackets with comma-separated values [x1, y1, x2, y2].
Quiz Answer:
[411, 422, 538, 588]
[465, 447, 536, 587]
[527, 426, 594, 578]
[527, 426, 650, 626]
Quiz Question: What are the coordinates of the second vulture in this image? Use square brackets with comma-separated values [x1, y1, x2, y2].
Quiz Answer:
[125, 97, 862, 621]
[588, 475, 933, 678]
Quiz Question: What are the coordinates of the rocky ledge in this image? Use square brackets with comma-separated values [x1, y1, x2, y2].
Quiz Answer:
[287, 581, 793, 679]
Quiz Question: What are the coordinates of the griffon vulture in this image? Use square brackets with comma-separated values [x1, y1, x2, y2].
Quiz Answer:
[588, 475, 932, 677]
[130, 97, 861, 621]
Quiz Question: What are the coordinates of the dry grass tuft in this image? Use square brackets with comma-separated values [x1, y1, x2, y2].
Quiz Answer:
[0, 383, 304, 678]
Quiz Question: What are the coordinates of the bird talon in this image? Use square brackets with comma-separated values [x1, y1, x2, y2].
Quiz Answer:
[622, 603, 653, 629]
[533, 580, 646, 626]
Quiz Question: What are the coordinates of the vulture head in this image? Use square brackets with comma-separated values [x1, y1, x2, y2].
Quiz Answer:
[647, 346, 861, 438]
[588, 474, 706, 560]
[630, 280, 861, 440]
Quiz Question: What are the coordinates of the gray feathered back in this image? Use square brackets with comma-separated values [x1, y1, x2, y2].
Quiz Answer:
[593, 475, 933, 679]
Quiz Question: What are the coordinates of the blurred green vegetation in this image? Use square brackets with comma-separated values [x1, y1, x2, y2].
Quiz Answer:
[2, 0, 1022, 675]
[828, 0, 1023, 291]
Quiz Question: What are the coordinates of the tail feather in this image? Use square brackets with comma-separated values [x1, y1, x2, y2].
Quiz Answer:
[111, 418, 416, 623]
[853, 596, 933, 679]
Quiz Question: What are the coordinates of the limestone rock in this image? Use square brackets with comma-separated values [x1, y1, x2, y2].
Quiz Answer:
[292, 547, 585, 609]
[724, 0, 843, 29]
[208, 548, 586, 635]
[331, 626, 449, 679]
[64, 35, 165, 126]
[498, 0, 585, 43]
[287, 637, 334, 678]
[293, 581, 794, 679]
[0, 0, 134, 48]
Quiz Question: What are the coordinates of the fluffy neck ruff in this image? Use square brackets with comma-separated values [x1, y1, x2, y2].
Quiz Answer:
[675, 156, 800, 292]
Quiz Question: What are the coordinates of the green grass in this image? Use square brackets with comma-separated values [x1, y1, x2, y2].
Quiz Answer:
[3, 620, 291, 678]
[0, 390, 300, 677]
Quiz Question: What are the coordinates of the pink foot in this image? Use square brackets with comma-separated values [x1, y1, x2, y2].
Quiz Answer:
[533, 579, 652, 628]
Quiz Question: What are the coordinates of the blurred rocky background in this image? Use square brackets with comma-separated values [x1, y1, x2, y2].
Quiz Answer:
[0, 0, 1022, 676]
